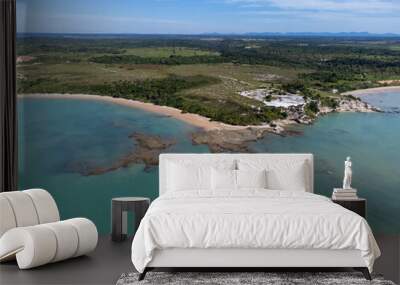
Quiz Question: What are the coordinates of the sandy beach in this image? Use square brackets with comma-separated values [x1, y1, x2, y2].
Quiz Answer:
[343, 86, 400, 96]
[19, 93, 240, 131]
[19, 86, 395, 133]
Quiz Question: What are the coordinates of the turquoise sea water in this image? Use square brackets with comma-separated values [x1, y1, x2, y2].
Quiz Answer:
[18, 97, 208, 233]
[18, 93, 400, 234]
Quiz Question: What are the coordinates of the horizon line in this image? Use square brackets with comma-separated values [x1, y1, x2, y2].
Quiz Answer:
[17, 31, 400, 37]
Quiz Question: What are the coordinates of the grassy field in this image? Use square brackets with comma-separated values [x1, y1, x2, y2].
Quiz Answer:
[18, 60, 309, 113]
[388, 45, 400, 51]
[16, 35, 400, 125]
[122, 47, 220, 57]
[18, 49, 306, 104]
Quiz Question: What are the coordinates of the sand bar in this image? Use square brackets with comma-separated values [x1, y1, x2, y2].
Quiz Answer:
[343, 86, 400, 96]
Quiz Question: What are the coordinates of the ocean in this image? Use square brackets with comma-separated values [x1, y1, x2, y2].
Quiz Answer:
[18, 92, 400, 234]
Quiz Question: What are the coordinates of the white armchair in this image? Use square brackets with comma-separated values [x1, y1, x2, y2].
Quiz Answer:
[0, 189, 98, 269]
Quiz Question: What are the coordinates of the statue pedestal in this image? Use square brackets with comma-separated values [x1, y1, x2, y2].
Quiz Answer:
[332, 188, 358, 200]
[334, 188, 357, 192]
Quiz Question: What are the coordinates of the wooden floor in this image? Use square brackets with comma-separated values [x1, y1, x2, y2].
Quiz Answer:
[0, 235, 399, 285]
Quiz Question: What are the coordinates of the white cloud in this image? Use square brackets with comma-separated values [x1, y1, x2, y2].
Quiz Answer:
[226, 0, 400, 14]
[223, 0, 400, 33]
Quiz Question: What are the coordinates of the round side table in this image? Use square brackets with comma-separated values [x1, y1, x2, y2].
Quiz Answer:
[111, 197, 150, 242]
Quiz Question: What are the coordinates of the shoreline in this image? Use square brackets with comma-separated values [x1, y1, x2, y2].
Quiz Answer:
[18, 87, 388, 133]
[18, 87, 395, 154]
[19, 93, 240, 131]
[343, 86, 400, 96]
[20, 85, 397, 132]
[19, 93, 287, 153]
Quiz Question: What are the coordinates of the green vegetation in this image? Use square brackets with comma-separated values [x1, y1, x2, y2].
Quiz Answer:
[18, 74, 285, 125]
[18, 75, 218, 101]
[89, 55, 226, 65]
[304, 101, 320, 117]
[320, 97, 339, 108]
[17, 35, 400, 125]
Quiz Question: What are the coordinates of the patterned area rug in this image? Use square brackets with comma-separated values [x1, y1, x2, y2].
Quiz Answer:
[116, 272, 395, 285]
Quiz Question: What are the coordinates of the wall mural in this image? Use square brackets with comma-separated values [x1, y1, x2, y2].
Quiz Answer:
[17, 0, 400, 234]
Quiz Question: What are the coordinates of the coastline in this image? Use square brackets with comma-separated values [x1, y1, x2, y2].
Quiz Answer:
[19, 93, 236, 131]
[343, 86, 400, 96]
[19, 87, 387, 134]
[18, 86, 397, 158]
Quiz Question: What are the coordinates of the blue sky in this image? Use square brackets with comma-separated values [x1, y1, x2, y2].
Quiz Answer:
[17, 0, 400, 34]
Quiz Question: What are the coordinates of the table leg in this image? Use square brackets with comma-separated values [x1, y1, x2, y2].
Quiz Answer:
[122, 210, 127, 237]
[112, 201, 125, 242]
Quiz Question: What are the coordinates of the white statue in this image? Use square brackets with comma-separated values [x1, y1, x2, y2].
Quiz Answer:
[343, 156, 352, 189]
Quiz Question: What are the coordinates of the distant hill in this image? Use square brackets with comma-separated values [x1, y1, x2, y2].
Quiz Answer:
[243, 32, 400, 37]
[200, 32, 400, 38]
[17, 32, 400, 39]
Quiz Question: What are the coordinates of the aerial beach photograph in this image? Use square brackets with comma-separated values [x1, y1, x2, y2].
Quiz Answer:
[15, 1, 400, 236]
[3, 0, 400, 284]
